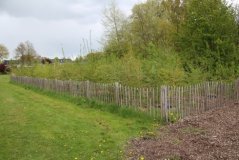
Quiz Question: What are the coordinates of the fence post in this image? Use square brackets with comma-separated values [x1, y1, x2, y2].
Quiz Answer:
[86, 80, 90, 98]
[161, 86, 169, 122]
[235, 79, 239, 103]
[115, 82, 120, 105]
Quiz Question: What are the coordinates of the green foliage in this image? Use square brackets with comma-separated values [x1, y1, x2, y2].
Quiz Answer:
[100, 0, 239, 83]
[168, 111, 180, 123]
[102, 1, 128, 58]
[142, 44, 186, 86]
[177, 0, 239, 79]
[126, 0, 177, 57]
[103, 0, 186, 58]
[13, 48, 191, 87]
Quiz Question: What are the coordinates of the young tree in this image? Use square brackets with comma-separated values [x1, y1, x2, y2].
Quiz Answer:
[130, 0, 164, 57]
[102, 0, 128, 57]
[161, 0, 186, 34]
[0, 44, 9, 62]
[235, 4, 239, 46]
[15, 41, 38, 65]
[130, 0, 185, 57]
[102, 0, 186, 58]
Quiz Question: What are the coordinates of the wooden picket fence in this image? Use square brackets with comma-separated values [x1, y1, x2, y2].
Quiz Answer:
[11, 75, 239, 122]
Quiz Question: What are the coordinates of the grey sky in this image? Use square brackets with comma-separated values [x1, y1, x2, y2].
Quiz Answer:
[0, 0, 144, 59]
[0, 0, 237, 59]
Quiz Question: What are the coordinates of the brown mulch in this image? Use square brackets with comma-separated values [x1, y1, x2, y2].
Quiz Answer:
[127, 104, 239, 160]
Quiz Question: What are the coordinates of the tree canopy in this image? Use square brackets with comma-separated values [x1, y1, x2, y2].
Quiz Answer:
[0, 44, 9, 62]
[15, 41, 39, 65]
[177, 0, 239, 78]
[102, 0, 239, 80]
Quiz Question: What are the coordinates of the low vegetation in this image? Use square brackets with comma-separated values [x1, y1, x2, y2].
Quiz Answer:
[13, 48, 189, 87]
[0, 63, 10, 74]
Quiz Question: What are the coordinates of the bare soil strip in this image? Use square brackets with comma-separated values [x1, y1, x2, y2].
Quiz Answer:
[127, 104, 239, 160]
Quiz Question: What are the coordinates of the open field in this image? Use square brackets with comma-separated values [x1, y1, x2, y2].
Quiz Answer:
[0, 75, 156, 160]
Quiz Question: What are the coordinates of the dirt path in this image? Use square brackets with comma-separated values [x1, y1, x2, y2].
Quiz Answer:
[127, 104, 239, 160]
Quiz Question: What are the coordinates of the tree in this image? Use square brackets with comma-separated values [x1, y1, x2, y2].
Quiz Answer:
[235, 4, 239, 46]
[0, 44, 9, 62]
[176, 0, 239, 78]
[130, 1, 160, 57]
[15, 41, 38, 65]
[102, 0, 128, 57]
[129, 0, 185, 57]
[161, 0, 186, 34]
[101, 0, 186, 58]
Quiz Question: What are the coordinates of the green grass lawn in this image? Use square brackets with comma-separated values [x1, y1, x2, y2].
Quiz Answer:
[0, 75, 157, 160]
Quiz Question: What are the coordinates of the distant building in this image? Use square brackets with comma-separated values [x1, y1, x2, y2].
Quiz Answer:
[2, 58, 72, 66]
[3, 60, 9, 65]
[51, 58, 72, 64]
[3, 60, 19, 65]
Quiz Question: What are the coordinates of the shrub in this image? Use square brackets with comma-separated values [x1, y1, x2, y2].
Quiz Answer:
[168, 111, 179, 123]
[0, 63, 10, 74]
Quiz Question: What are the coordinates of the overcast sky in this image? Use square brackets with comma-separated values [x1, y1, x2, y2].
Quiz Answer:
[0, 0, 144, 59]
[0, 0, 237, 59]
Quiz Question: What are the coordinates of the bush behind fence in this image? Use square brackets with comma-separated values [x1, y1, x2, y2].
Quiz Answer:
[11, 75, 239, 122]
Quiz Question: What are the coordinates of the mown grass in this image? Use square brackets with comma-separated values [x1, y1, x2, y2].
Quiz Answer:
[14, 81, 159, 122]
[0, 75, 158, 160]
